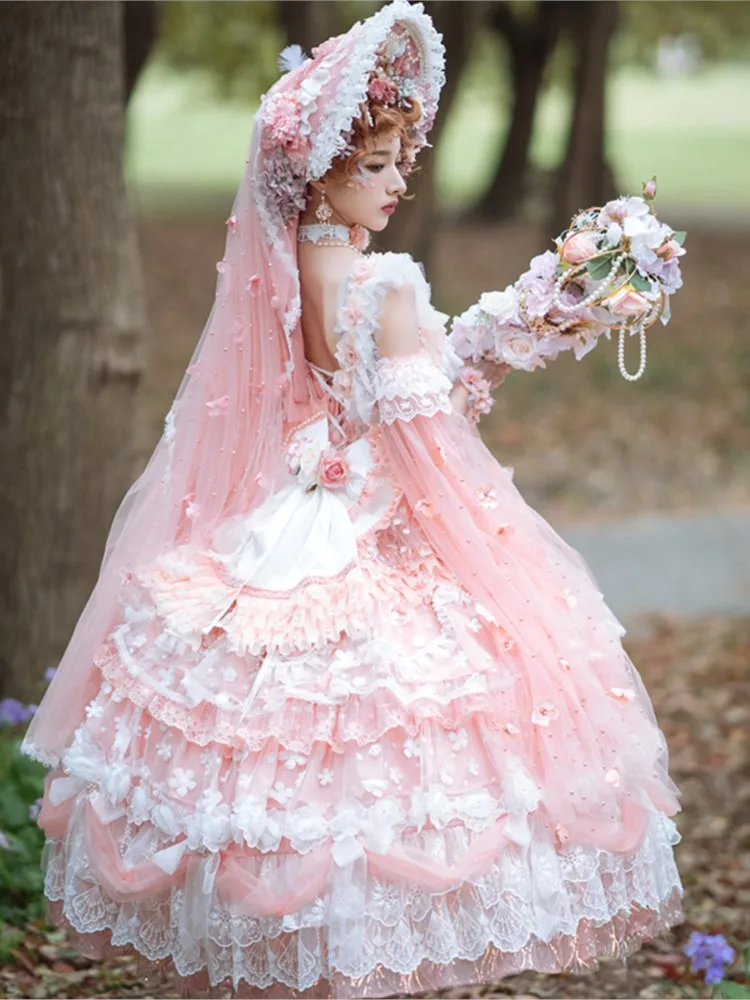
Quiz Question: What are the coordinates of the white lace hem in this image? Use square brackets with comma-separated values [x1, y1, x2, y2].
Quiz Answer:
[42, 805, 683, 996]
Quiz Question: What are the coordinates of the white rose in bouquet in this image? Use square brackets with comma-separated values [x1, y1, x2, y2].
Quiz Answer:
[447, 179, 686, 381]
[477, 286, 520, 324]
[494, 328, 550, 372]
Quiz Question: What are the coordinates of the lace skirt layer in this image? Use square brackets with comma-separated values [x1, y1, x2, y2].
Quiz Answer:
[29, 495, 684, 997]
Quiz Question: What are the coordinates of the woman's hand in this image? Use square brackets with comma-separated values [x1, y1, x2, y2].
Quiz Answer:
[475, 360, 512, 389]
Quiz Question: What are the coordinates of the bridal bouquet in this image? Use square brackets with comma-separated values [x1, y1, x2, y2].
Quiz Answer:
[448, 179, 686, 381]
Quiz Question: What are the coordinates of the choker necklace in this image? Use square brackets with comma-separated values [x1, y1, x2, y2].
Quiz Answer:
[297, 222, 369, 254]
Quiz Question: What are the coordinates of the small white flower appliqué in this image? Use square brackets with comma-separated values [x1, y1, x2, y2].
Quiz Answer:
[279, 750, 307, 770]
[531, 702, 560, 727]
[168, 768, 196, 797]
[447, 728, 469, 754]
[561, 588, 578, 609]
[477, 485, 498, 510]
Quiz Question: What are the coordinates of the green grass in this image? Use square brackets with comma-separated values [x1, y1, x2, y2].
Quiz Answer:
[126, 60, 750, 212]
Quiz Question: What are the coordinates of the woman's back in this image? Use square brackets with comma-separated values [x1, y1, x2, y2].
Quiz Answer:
[298, 243, 361, 372]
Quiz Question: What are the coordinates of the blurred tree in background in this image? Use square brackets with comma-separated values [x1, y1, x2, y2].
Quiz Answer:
[0, 2, 149, 703]
[147, 0, 750, 255]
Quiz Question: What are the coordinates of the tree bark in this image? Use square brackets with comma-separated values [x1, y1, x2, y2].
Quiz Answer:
[378, 1, 487, 266]
[0, 2, 147, 701]
[548, 0, 620, 236]
[470, 0, 566, 223]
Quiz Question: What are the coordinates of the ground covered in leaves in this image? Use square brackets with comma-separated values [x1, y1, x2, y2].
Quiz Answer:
[2, 613, 748, 999]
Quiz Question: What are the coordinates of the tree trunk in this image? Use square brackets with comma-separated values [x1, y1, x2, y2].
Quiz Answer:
[470, 0, 565, 223]
[0, 2, 147, 702]
[123, 0, 162, 105]
[548, 0, 620, 236]
[378, 1, 486, 267]
[276, 0, 348, 57]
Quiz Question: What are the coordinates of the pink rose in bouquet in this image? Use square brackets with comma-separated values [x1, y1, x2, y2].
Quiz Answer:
[560, 231, 599, 264]
[448, 178, 686, 381]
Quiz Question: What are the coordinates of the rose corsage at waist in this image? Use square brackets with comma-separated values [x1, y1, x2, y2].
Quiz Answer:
[448, 179, 686, 382]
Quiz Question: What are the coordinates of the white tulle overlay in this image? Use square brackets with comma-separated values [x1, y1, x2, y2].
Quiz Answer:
[29, 249, 683, 998]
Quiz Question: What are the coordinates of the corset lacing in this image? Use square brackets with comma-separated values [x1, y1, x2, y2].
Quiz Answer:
[308, 361, 349, 445]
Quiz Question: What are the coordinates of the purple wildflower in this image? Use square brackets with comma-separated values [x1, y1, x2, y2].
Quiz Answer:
[0, 830, 10, 850]
[44, 666, 57, 683]
[29, 798, 43, 822]
[0, 698, 34, 726]
[684, 931, 735, 986]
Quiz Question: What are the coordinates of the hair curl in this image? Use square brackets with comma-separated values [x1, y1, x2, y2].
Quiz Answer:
[325, 94, 423, 200]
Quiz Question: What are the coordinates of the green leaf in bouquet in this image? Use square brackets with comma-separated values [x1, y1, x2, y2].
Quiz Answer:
[631, 273, 652, 293]
[672, 230, 687, 245]
[585, 257, 612, 281]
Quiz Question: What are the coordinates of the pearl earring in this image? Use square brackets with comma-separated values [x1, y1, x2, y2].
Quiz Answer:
[315, 190, 333, 225]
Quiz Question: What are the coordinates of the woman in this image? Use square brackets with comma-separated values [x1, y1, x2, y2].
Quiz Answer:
[23, 2, 683, 997]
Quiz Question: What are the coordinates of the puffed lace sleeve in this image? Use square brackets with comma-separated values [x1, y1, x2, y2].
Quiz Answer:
[333, 251, 455, 428]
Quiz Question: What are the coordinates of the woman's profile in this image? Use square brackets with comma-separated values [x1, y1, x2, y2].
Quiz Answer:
[23, 2, 683, 997]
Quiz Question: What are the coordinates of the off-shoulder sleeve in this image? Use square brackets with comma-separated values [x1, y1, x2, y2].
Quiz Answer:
[333, 251, 454, 427]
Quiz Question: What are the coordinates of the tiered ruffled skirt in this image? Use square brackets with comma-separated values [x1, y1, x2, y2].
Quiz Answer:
[33, 490, 683, 998]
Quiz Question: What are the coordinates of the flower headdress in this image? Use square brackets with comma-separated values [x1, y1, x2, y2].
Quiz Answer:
[258, 0, 445, 224]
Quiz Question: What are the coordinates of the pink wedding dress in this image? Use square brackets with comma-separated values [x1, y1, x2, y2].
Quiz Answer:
[36, 249, 683, 998]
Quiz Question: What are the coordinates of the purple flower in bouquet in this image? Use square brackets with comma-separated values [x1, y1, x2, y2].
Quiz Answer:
[683, 931, 736, 986]
[447, 180, 686, 381]
[515, 251, 557, 317]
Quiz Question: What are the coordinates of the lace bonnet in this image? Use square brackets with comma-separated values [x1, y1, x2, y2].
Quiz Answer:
[257, 0, 446, 224]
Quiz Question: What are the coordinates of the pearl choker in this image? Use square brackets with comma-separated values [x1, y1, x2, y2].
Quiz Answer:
[297, 222, 370, 253]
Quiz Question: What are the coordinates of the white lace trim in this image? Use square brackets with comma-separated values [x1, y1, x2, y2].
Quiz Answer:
[306, 2, 446, 181]
[374, 354, 453, 425]
[334, 251, 456, 426]
[42, 803, 682, 994]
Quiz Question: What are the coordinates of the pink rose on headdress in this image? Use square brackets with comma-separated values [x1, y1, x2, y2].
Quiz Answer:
[318, 449, 350, 490]
[261, 94, 306, 157]
[368, 75, 399, 105]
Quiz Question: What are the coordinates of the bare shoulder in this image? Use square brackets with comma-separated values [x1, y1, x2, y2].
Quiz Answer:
[297, 244, 362, 293]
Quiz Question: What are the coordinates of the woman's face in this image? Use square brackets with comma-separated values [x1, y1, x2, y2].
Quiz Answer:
[314, 129, 408, 232]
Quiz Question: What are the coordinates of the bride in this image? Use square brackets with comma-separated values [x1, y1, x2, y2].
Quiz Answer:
[23, 1, 683, 997]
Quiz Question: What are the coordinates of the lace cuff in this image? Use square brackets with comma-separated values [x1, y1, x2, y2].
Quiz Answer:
[374, 353, 453, 426]
[441, 334, 465, 383]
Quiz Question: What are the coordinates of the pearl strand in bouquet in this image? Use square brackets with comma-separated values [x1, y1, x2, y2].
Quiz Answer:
[448, 178, 686, 381]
